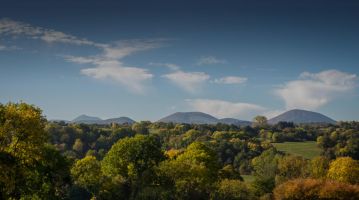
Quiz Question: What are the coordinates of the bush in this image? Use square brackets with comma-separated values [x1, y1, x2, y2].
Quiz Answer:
[212, 179, 253, 200]
[273, 178, 359, 200]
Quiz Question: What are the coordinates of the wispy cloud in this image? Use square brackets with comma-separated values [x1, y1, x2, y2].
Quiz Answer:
[186, 98, 265, 119]
[81, 61, 153, 94]
[65, 39, 164, 94]
[0, 18, 164, 94]
[162, 70, 210, 93]
[196, 56, 226, 65]
[275, 69, 357, 110]
[148, 62, 180, 70]
[0, 18, 105, 47]
[214, 76, 247, 84]
[0, 44, 6, 50]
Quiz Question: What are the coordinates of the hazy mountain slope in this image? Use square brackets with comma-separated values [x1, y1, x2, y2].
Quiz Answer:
[158, 112, 219, 124]
[158, 112, 251, 125]
[268, 109, 336, 124]
[71, 115, 135, 124]
[71, 115, 102, 124]
[103, 117, 135, 125]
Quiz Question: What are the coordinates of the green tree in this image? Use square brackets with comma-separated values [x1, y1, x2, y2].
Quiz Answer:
[253, 116, 267, 127]
[159, 142, 220, 200]
[212, 179, 253, 200]
[72, 138, 84, 154]
[251, 148, 280, 195]
[102, 135, 165, 199]
[71, 156, 103, 198]
[276, 155, 309, 184]
[131, 121, 151, 135]
[0, 102, 70, 199]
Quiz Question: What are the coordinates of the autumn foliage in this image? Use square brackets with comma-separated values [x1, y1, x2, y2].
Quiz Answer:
[273, 178, 359, 200]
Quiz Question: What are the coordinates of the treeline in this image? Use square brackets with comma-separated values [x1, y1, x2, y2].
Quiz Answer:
[0, 102, 358, 199]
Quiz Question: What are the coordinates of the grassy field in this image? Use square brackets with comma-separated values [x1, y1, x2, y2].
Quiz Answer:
[272, 141, 321, 159]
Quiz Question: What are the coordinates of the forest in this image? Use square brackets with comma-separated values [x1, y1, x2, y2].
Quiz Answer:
[1, 102, 359, 200]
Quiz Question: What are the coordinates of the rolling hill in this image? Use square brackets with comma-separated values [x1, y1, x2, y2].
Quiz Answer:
[158, 112, 251, 125]
[268, 109, 336, 124]
[71, 115, 135, 125]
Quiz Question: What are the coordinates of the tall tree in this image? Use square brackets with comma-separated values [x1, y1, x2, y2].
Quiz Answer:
[0, 102, 70, 199]
[253, 116, 268, 127]
[102, 135, 165, 199]
[159, 142, 220, 200]
[327, 157, 359, 184]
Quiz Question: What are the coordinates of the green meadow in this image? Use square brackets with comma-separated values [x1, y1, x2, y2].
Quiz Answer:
[272, 141, 322, 159]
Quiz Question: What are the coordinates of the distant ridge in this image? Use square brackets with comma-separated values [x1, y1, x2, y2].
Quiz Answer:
[158, 112, 251, 125]
[71, 115, 135, 125]
[268, 109, 336, 124]
[72, 115, 102, 124]
[158, 112, 218, 124]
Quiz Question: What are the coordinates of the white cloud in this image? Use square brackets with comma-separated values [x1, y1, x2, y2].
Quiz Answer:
[276, 69, 357, 110]
[65, 40, 164, 94]
[162, 70, 210, 93]
[149, 62, 180, 71]
[0, 18, 165, 94]
[0, 43, 20, 51]
[196, 56, 226, 65]
[63, 55, 97, 64]
[0, 18, 105, 47]
[186, 99, 265, 119]
[214, 76, 248, 84]
[81, 60, 153, 94]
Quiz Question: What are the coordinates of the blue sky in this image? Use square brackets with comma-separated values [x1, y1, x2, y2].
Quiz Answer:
[0, 0, 358, 121]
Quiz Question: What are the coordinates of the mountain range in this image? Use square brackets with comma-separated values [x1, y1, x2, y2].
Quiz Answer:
[61, 109, 336, 126]
[158, 109, 336, 125]
[158, 112, 252, 126]
[71, 115, 135, 125]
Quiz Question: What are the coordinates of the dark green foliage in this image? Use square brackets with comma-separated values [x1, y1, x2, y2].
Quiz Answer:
[2, 102, 359, 199]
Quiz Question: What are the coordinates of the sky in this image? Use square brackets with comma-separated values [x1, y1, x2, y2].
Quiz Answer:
[0, 0, 358, 121]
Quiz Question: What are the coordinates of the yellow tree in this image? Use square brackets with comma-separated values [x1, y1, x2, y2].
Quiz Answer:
[0, 102, 70, 199]
[327, 157, 359, 184]
[0, 102, 47, 161]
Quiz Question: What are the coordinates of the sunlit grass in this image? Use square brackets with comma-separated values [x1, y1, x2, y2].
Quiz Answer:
[272, 141, 321, 159]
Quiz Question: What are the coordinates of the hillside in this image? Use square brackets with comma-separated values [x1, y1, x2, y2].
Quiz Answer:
[268, 109, 336, 124]
[158, 112, 251, 125]
[71, 115, 135, 125]
[158, 112, 218, 124]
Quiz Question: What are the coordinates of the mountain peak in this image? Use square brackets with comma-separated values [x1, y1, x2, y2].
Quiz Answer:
[268, 109, 336, 124]
[71, 115, 135, 125]
[72, 115, 102, 122]
[158, 112, 218, 124]
[158, 112, 251, 125]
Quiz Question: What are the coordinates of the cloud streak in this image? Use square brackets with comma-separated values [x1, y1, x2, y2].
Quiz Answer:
[65, 39, 164, 93]
[0, 18, 164, 94]
[214, 76, 248, 84]
[163, 70, 210, 93]
[0, 18, 105, 47]
[196, 56, 226, 65]
[276, 69, 357, 110]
